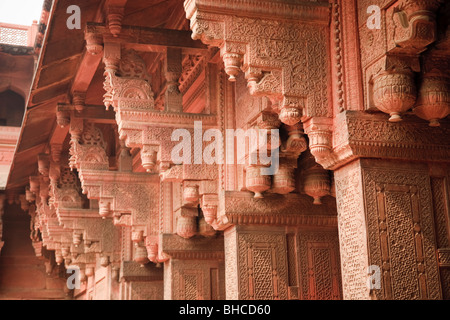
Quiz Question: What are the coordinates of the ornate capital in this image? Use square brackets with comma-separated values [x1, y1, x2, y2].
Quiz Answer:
[184, 0, 331, 126]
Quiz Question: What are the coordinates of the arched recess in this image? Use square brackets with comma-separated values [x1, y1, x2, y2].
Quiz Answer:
[0, 90, 26, 127]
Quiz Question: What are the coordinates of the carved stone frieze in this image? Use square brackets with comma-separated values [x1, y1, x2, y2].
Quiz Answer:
[184, 0, 331, 126]
[213, 191, 337, 231]
[308, 111, 450, 170]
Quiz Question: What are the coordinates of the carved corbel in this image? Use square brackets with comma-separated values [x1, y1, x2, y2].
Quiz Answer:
[51, 144, 63, 163]
[392, 0, 443, 53]
[145, 237, 169, 265]
[72, 91, 86, 113]
[102, 45, 153, 112]
[303, 117, 334, 167]
[38, 153, 50, 177]
[85, 24, 104, 55]
[414, 56, 450, 126]
[141, 145, 159, 173]
[221, 42, 246, 82]
[242, 112, 282, 198]
[175, 206, 198, 239]
[372, 66, 417, 122]
[69, 120, 160, 266]
[69, 121, 109, 172]
[303, 164, 331, 205]
[56, 109, 70, 128]
[107, 6, 124, 37]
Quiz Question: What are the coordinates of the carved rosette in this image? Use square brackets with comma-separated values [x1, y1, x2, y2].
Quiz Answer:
[373, 69, 417, 122]
[303, 166, 331, 205]
[414, 75, 450, 126]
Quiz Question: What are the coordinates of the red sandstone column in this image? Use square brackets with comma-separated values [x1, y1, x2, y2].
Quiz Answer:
[334, 159, 442, 300]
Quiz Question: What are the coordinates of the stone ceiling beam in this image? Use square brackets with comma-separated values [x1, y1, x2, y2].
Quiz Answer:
[85, 23, 209, 55]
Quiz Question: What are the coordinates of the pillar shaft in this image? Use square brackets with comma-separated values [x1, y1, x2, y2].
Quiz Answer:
[335, 159, 442, 300]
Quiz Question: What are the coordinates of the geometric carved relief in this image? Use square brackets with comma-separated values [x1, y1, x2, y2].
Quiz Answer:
[362, 160, 441, 300]
[431, 177, 450, 248]
[167, 259, 224, 300]
[224, 226, 288, 300]
[297, 232, 342, 300]
[335, 159, 443, 300]
[441, 269, 450, 300]
[431, 176, 450, 300]
[128, 282, 162, 300]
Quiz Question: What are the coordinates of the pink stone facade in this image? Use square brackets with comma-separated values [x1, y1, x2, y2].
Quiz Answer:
[0, 0, 449, 300]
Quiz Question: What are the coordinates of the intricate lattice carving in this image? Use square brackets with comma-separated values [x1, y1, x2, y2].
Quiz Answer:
[224, 227, 288, 300]
[363, 161, 441, 299]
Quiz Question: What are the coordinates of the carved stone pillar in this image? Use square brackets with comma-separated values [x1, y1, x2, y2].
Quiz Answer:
[224, 225, 289, 300]
[334, 159, 442, 300]
[161, 234, 225, 300]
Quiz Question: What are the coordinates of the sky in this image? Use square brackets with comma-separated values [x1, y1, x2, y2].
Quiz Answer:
[0, 0, 45, 26]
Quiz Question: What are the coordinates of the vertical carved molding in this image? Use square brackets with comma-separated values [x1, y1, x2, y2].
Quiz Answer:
[334, 160, 372, 300]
